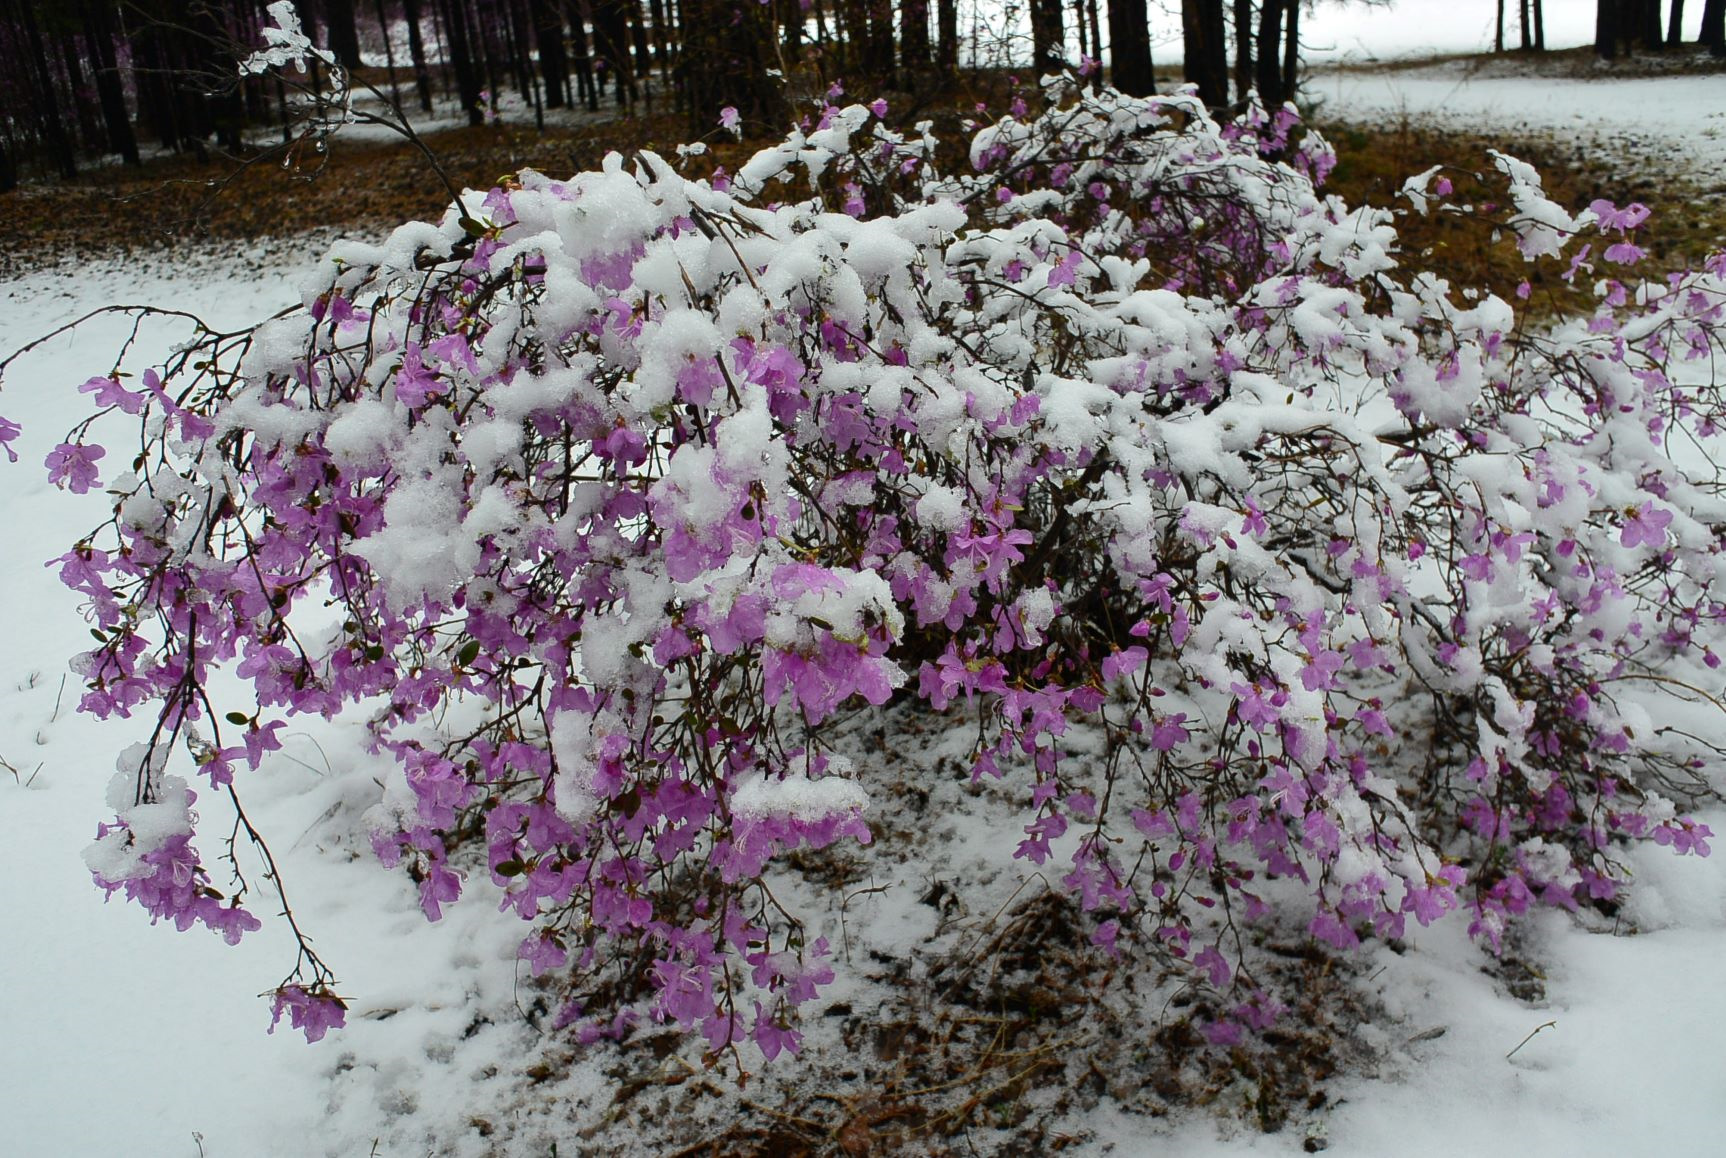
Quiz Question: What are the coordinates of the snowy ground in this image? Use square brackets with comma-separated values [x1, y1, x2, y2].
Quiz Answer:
[6, 69, 1726, 1158]
[1311, 59, 1726, 210]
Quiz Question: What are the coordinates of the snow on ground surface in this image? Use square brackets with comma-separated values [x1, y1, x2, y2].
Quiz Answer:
[1312, 58, 1726, 203]
[1300, 0, 1702, 61]
[6, 71, 1726, 1158]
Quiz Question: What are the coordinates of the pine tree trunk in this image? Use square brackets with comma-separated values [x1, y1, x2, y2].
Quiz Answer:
[21, 0, 77, 176]
[936, 0, 958, 69]
[649, 0, 670, 79]
[1597, 0, 1620, 58]
[534, 0, 571, 107]
[326, 0, 365, 68]
[1639, 0, 1664, 46]
[1182, 0, 1229, 108]
[1282, 0, 1298, 96]
[1031, 0, 1066, 73]
[83, 0, 140, 165]
[1232, 0, 1253, 102]
[403, 0, 436, 111]
[866, 0, 894, 73]
[1108, 0, 1154, 96]
[565, 0, 599, 110]
[1704, 0, 1726, 54]
[438, 0, 486, 123]
[1256, 0, 1285, 107]
[902, 0, 930, 67]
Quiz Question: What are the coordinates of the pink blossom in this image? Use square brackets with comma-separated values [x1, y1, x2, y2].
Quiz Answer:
[269, 985, 347, 1043]
[79, 375, 145, 415]
[1620, 503, 1673, 549]
[45, 441, 105, 494]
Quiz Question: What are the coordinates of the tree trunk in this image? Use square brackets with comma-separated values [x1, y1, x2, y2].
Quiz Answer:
[402, 0, 436, 111]
[629, 0, 652, 80]
[1108, 0, 1154, 96]
[1496, 0, 1506, 52]
[21, 0, 77, 177]
[592, 0, 637, 106]
[1282, 0, 1299, 95]
[1232, 0, 1253, 101]
[902, 0, 930, 67]
[83, 0, 140, 165]
[1031, 0, 1066, 74]
[1638, 0, 1664, 45]
[566, 0, 599, 110]
[1256, 0, 1285, 107]
[59, 31, 102, 152]
[866, 0, 894, 73]
[374, 0, 404, 109]
[438, 0, 486, 123]
[649, 0, 670, 78]
[1182, 0, 1228, 107]
[325, 0, 365, 68]
[937, 0, 958, 69]
[1596, 0, 1620, 57]
[502, 0, 533, 100]
[473, 0, 507, 109]
[1667, 0, 1686, 42]
[533, 0, 571, 107]
[1533, 0, 1545, 49]
[1704, 0, 1726, 54]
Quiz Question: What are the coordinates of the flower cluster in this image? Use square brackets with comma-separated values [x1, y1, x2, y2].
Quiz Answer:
[30, 77, 1726, 1049]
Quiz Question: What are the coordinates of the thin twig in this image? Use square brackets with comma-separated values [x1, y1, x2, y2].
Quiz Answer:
[1506, 1019, 1556, 1061]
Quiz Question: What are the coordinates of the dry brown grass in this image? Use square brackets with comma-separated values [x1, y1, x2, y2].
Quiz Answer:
[1318, 116, 1726, 315]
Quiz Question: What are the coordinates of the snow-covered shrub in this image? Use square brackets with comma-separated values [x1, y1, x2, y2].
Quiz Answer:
[10, 77, 1726, 1054]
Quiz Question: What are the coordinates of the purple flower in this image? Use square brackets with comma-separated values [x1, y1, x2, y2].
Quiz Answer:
[1151, 712, 1190, 752]
[1604, 241, 1646, 265]
[1300, 649, 1345, 693]
[242, 719, 286, 769]
[1194, 943, 1232, 988]
[1589, 198, 1650, 232]
[718, 106, 740, 132]
[751, 1004, 801, 1060]
[45, 441, 105, 494]
[79, 375, 145, 415]
[0, 415, 19, 463]
[1620, 503, 1673, 549]
[269, 985, 347, 1043]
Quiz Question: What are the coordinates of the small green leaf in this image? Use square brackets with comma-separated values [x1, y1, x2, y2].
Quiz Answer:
[457, 640, 482, 667]
[225, 711, 251, 726]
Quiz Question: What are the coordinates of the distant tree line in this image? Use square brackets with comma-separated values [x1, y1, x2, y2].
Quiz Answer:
[0, 0, 1324, 191]
[23, 0, 1719, 195]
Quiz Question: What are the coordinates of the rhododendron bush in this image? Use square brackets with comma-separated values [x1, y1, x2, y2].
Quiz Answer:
[8, 77, 1726, 1060]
